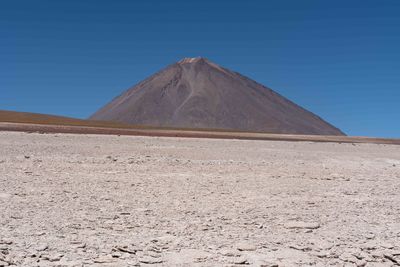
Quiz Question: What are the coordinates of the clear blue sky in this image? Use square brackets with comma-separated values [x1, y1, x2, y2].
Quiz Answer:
[1, 0, 399, 137]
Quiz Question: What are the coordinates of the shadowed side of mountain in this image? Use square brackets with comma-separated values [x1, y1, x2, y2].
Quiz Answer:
[90, 58, 345, 135]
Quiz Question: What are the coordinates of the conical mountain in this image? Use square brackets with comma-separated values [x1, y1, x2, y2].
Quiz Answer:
[90, 57, 344, 135]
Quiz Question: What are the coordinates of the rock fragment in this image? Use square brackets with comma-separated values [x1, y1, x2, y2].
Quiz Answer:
[0, 239, 12, 245]
[219, 249, 240, 257]
[383, 253, 399, 264]
[49, 253, 64, 262]
[35, 243, 48, 252]
[93, 255, 116, 263]
[236, 242, 257, 251]
[365, 233, 376, 240]
[139, 256, 163, 264]
[112, 246, 136, 254]
[232, 256, 249, 265]
[284, 221, 320, 229]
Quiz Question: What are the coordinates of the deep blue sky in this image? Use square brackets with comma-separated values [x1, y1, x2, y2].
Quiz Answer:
[1, 1, 400, 137]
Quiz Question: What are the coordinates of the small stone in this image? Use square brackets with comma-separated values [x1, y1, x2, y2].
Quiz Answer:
[146, 250, 162, 258]
[289, 244, 311, 251]
[370, 250, 383, 258]
[236, 242, 257, 251]
[93, 255, 116, 263]
[0, 239, 12, 245]
[339, 252, 358, 263]
[35, 244, 48, 252]
[219, 249, 240, 257]
[73, 242, 86, 249]
[260, 262, 279, 267]
[383, 253, 399, 264]
[111, 252, 122, 258]
[232, 256, 249, 264]
[356, 259, 367, 267]
[284, 221, 320, 229]
[362, 241, 378, 250]
[113, 246, 136, 254]
[365, 233, 375, 239]
[312, 250, 329, 258]
[49, 253, 64, 262]
[380, 242, 394, 249]
[139, 256, 163, 264]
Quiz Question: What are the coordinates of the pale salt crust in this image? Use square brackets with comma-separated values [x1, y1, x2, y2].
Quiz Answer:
[0, 131, 399, 266]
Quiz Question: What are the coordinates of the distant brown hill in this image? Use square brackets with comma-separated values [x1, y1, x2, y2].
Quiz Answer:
[0, 110, 255, 132]
[90, 57, 344, 135]
[0, 110, 133, 128]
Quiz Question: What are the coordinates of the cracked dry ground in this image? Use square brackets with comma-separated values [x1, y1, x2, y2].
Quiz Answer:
[0, 131, 400, 267]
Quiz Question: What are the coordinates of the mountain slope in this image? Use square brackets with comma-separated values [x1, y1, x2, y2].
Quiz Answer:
[90, 57, 344, 135]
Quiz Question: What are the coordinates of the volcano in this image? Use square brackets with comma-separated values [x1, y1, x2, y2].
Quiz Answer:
[90, 57, 344, 135]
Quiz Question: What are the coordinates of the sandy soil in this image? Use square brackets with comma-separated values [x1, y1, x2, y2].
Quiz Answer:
[0, 131, 399, 267]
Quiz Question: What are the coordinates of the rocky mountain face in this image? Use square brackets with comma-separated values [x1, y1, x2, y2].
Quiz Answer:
[90, 57, 344, 135]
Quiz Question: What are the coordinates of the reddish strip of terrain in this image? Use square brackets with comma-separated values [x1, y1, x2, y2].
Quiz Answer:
[0, 122, 399, 145]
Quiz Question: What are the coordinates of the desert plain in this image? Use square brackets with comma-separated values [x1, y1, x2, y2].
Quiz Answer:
[0, 131, 400, 266]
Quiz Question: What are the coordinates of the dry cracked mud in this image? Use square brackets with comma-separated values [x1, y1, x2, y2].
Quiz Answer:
[0, 131, 399, 266]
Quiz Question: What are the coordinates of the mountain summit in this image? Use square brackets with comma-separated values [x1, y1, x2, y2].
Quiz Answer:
[90, 58, 344, 135]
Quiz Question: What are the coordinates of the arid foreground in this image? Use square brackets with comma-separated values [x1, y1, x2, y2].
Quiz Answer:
[0, 132, 399, 267]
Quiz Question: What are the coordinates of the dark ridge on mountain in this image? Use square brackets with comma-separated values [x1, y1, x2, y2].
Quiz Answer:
[90, 57, 344, 135]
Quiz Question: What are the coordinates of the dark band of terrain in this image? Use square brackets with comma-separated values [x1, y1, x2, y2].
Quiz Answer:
[0, 110, 398, 145]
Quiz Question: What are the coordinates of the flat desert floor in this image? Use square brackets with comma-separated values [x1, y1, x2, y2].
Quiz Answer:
[0, 131, 399, 267]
